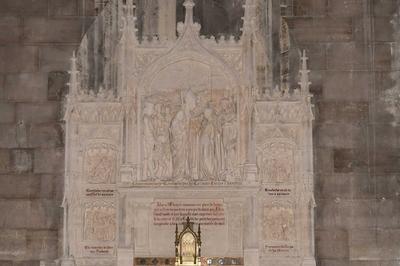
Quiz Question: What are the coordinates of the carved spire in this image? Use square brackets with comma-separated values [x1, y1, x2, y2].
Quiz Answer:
[183, 0, 195, 25]
[242, 0, 257, 36]
[123, 0, 137, 32]
[299, 50, 311, 95]
[177, 0, 200, 37]
[124, 0, 135, 17]
[68, 51, 79, 97]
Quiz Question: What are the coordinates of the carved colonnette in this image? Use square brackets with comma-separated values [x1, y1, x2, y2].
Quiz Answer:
[59, 0, 316, 266]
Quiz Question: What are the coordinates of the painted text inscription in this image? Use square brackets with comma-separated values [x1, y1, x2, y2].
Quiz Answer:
[153, 199, 225, 226]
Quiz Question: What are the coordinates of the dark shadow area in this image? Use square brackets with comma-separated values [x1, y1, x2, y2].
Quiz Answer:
[177, 0, 244, 38]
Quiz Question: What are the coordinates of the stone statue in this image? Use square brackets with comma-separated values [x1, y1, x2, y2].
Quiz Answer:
[170, 90, 201, 180]
[219, 98, 237, 173]
[199, 107, 224, 180]
[263, 206, 295, 242]
[153, 104, 172, 178]
[143, 102, 156, 178]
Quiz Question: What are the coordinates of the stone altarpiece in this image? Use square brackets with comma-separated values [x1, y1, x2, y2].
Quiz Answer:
[59, 1, 316, 266]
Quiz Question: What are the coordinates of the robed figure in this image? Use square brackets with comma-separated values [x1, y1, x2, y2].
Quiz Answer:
[170, 90, 201, 179]
[198, 108, 224, 179]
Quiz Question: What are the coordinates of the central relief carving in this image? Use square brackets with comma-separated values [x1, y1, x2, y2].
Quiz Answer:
[142, 87, 237, 182]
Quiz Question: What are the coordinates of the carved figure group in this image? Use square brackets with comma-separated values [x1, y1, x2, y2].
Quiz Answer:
[85, 145, 117, 184]
[258, 142, 294, 183]
[263, 206, 295, 242]
[84, 206, 116, 241]
[143, 89, 238, 181]
[143, 102, 173, 179]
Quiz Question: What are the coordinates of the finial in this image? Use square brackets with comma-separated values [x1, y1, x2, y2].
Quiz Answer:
[183, 0, 195, 8]
[68, 50, 79, 96]
[299, 49, 311, 94]
[241, 0, 256, 36]
[183, 0, 195, 25]
[301, 50, 308, 71]
[124, 0, 135, 17]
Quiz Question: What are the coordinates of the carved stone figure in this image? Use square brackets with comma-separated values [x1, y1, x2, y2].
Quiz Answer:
[170, 90, 202, 179]
[219, 98, 237, 173]
[143, 102, 156, 178]
[84, 206, 116, 241]
[257, 142, 294, 183]
[85, 144, 117, 184]
[152, 104, 173, 178]
[199, 107, 224, 180]
[263, 206, 295, 242]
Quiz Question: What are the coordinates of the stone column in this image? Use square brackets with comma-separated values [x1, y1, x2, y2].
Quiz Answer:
[158, 0, 176, 40]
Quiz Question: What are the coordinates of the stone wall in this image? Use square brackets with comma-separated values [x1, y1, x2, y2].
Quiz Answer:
[286, 0, 399, 265]
[0, 0, 399, 266]
[0, 1, 91, 265]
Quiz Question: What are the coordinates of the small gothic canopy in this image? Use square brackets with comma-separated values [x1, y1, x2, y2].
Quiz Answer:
[175, 217, 202, 265]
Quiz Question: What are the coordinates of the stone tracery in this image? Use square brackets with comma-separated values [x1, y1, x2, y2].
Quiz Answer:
[60, 0, 316, 266]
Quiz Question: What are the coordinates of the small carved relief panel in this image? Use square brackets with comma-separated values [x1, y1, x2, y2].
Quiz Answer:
[84, 204, 117, 241]
[263, 205, 295, 242]
[84, 143, 118, 184]
[257, 142, 295, 183]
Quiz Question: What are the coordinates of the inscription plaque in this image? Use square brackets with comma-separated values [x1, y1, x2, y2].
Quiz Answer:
[152, 199, 225, 226]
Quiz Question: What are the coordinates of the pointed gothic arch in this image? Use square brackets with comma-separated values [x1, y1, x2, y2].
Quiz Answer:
[60, 1, 316, 266]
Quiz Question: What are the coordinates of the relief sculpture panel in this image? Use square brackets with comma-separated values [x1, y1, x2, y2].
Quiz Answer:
[141, 88, 238, 182]
[84, 143, 118, 184]
[257, 142, 295, 183]
[263, 205, 295, 242]
[84, 204, 117, 241]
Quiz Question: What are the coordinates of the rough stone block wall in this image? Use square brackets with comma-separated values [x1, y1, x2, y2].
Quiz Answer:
[0, 1, 90, 265]
[287, 0, 399, 265]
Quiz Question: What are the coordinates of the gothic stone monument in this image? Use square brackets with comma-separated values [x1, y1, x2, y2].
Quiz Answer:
[59, 1, 316, 266]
